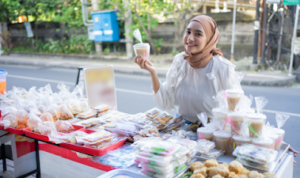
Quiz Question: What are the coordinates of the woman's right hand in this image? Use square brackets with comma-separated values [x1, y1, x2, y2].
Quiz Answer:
[134, 56, 156, 74]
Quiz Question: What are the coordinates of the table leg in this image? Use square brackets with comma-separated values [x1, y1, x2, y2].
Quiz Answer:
[1, 143, 6, 172]
[35, 140, 41, 178]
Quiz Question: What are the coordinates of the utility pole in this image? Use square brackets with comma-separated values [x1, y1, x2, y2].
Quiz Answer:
[92, 0, 102, 54]
[276, 10, 284, 70]
[253, 0, 261, 64]
[230, 0, 237, 62]
[261, 0, 268, 64]
[123, 0, 133, 58]
[288, 5, 299, 76]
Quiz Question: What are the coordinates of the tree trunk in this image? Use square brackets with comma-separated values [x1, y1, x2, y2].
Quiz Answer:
[34, 14, 38, 41]
[134, 1, 158, 55]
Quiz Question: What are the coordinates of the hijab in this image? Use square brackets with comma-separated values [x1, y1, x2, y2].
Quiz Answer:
[183, 15, 223, 68]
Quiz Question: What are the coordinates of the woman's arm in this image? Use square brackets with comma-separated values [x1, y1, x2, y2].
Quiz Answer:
[134, 56, 160, 93]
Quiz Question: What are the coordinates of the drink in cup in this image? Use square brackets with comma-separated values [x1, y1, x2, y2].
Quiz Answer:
[251, 138, 274, 149]
[228, 112, 245, 135]
[245, 113, 266, 138]
[232, 135, 251, 151]
[225, 89, 244, 111]
[213, 131, 231, 154]
[197, 127, 214, 141]
[268, 134, 279, 150]
[133, 43, 150, 60]
[212, 108, 228, 131]
[274, 128, 285, 151]
[0, 70, 7, 95]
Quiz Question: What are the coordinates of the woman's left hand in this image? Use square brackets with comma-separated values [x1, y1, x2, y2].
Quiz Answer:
[289, 146, 298, 166]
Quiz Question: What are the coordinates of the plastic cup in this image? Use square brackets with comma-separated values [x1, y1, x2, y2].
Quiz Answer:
[225, 89, 244, 111]
[213, 131, 231, 153]
[274, 128, 285, 151]
[228, 112, 245, 135]
[197, 127, 214, 141]
[232, 135, 251, 151]
[251, 138, 274, 149]
[268, 133, 279, 150]
[133, 43, 150, 60]
[0, 70, 7, 95]
[212, 108, 227, 121]
[245, 113, 266, 138]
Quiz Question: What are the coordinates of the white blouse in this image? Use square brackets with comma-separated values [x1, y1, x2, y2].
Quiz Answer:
[153, 52, 240, 122]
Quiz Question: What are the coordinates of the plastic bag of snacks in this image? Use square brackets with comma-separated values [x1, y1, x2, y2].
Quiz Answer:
[2, 113, 18, 129]
[40, 112, 54, 122]
[38, 121, 57, 135]
[77, 109, 97, 120]
[27, 112, 42, 132]
[197, 139, 215, 154]
[46, 105, 60, 121]
[145, 107, 162, 119]
[54, 120, 75, 133]
[48, 130, 88, 144]
[93, 104, 110, 114]
[197, 112, 215, 141]
[76, 130, 113, 146]
[58, 104, 74, 120]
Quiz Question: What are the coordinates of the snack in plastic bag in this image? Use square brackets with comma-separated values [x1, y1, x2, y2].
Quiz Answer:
[139, 126, 161, 138]
[27, 112, 42, 132]
[255, 96, 268, 114]
[40, 112, 54, 122]
[76, 130, 113, 146]
[251, 138, 274, 149]
[198, 149, 224, 160]
[197, 139, 215, 154]
[2, 113, 18, 129]
[58, 104, 74, 120]
[133, 29, 150, 60]
[38, 121, 57, 135]
[77, 109, 97, 120]
[54, 120, 75, 133]
[145, 108, 162, 119]
[93, 104, 110, 114]
[225, 89, 244, 111]
[237, 144, 277, 164]
[152, 112, 173, 129]
[46, 106, 60, 121]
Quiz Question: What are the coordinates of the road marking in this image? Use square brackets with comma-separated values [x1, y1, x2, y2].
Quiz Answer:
[7, 74, 300, 117]
[7, 74, 153, 96]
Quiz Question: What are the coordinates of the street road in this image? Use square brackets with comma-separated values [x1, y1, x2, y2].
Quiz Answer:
[1, 64, 300, 175]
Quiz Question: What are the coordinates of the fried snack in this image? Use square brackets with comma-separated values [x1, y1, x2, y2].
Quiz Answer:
[221, 162, 229, 169]
[40, 112, 54, 122]
[228, 172, 239, 178]
[191, 162, 205, 171]
[212, 175, 224, 178]
[93, 104, 110, 113]
[263, 172, 277, 178]
[208, 165, 229, 177]
[193, 167, 207, 177]
[249, 171, 264, 178]
[145, 108, 161, 119]
[204, 159, 219, 168]
[229, 160, 244, 174]
[239, 174, 249, 178]
[190, 173, 205, 178]
[241, 168, 250, 175]
[54, 120, 75, 133]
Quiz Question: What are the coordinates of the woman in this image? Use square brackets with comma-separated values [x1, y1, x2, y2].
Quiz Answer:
[135, 15, 238, 123]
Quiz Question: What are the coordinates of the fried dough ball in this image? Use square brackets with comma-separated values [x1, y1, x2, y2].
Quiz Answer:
[263, 172, 277, 178]
[249, 171, 264, 178]
[229, 160, 244, 174]
[191, 162, 205, 171]
[228, 172, 240, 178]
[239, 174, 249, 178]
[194, 167, 207, 177]
[204, 159, 219, 168]
[221, 162, 229, 169]
[241, 168, 251, 175]
[212, 175, 224, 178]
[208, 165, 229, 177]
[190, 173, 205, 178]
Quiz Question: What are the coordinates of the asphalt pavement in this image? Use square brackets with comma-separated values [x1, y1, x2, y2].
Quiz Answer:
[1, 64, 300, 176]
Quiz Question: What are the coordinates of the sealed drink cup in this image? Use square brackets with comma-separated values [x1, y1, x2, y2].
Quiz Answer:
[133, 43, 150, 60]
[0, 70, 7, 95]
[268, 134, 279, 150]
[274, 128, 285, 151]
[197, 127, 214, 141]
[228, 112, 245, 135]
[212, 108, 227, 121]
[213, 131, 231, 153]
[232, 135, 251, 151]
[225, 89, 244, 111]
[246, 113, 266, 138]
[251, 138, 274, 149]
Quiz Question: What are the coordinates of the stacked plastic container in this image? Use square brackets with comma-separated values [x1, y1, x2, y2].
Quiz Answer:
[133, 137, 197, 178]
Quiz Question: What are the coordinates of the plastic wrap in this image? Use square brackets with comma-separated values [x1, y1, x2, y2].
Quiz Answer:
[255, 96, 268, 114]
[137, 140, 182, 156]
[76, 130, 113, 145]
[58, 104, 74, 120]
[40, 112, 54, 122]
[54, 120, 75, 133]
[27, 112, 42, 132]
[138, 126, 161, 138]
[199, 149, 224, 159]
[49, 130, 88, 144]
[225, 89, 244, 112]
[235, 94, 253, 113]
[197, 139, 215, 153]
[93, 104, 110, 113]
[152, 112, 173, 129]
[2, 113, 18, 129]
[77, 109, 97, 119]
[213, 90, 228, 110]
[46, 106, 60, 121]
[197, 112, 215, 140]
[145, 108, 162, 119]
[38, 121, 57, 135]
[245, 113, 266, 138]
[237, 144, 277, 164]
[226, 112, 245, 135]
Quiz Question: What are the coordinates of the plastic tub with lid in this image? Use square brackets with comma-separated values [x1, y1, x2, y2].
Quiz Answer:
[197, 127, 214, 141]
[232, 135, 251, 151]
[213, 131, 232, 153]
[245, 113, 267, 138]
[252, 138, 274, 149]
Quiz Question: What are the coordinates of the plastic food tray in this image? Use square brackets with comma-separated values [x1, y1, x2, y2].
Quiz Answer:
[23, 125, 84, 142]
[97, 169, 151, 178]
[0, 125, 27, 135]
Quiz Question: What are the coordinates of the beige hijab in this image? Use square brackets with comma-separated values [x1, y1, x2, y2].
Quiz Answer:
[183, 15, 223, 68]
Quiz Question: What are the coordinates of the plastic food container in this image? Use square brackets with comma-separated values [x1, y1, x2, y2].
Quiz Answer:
[232, 135, 251, 151]
[141, 162, 174, 175]
[274, 128, 285, 151]
[133, 43, 150, 60]
[212, 108, 227, 121]
[228, 112, 245, 135]
[0, 70, 7, 95]
[245, 113, 267, 138]
[213, 131, 231, 153]
[225, 89, 244, 111]
[197, 127, 214, 141]
[252, 138, 274, 149]
[139, 141, 181, 156]
[136, 153, 173, 167]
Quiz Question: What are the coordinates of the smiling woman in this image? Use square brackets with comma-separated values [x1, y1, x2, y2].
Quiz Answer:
[134, 15, 240, 123]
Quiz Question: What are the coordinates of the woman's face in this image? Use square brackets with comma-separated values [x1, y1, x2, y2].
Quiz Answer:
[183, 21, 207, 54]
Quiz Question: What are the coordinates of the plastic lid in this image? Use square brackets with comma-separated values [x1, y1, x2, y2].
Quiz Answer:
[133, 43, 149, 47]
[228, 112, 245, 118]
[275, 128, 285, 135]
[212, 108, 227, 115]
[246, 109, 256, 114]
[213, 131, 231, 138]
[252, 138, 273, 146]
[233, 135, 251, 142]
[246, 113, 267, 120]
[268, 134, 279, 140]
[0, 70, 7, 75]
[225, 89, 244, 95]
[197, 127, 214, 134]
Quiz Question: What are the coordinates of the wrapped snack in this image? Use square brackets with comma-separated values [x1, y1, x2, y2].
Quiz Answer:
[77, 109, 97, 120]
[2, 113, 18, 129]
[197, 139, 215, 154]
[274, 113, 289, 151]
[49, 130, 88, 144]
[136, 152, 174, 167]
[255, 96, 268, 114]
[160, 117, 185, 133]
[132, 137, 162, 151]
[139, 140, 182, 156]
[152, 112, 173, 129]
[107, 122, 139, 137]
[40, 112, 54, 122]
[139, 126, 161, 138]
[58, 104, 74, 120]
[197, 112, 215, 141]
[141, 162, 174, 177]
[237, 144, 277, 164]
[27, 112, 42, 132]
[54, 120, 75, 133]
[76, 130, 113, 146]
[67, 99, 82, 115]
[213, 90, 228, 110]
[38, 121, 57, 135]
[145, 107, 162, 119]
[133, 29, 150, 60]
[93, 104, 110, 114]
[200, 149, 224, 160]
[225, 89, 244, 111]
[46, 106, 60, 121]
[235, 94, 253, 113]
